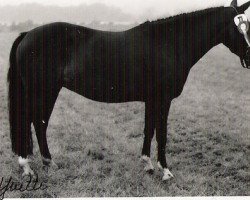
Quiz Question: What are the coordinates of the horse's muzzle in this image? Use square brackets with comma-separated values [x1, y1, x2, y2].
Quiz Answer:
[241, 47, 250, 69]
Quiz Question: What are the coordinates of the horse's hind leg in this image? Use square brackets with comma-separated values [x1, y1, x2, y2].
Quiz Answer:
[33, 120, 53, 170]
[18, 156, 34, 177]
[17, 102, 34, 177]
[17, 120, 34, 177]
[33, 87, 60, 171]
[10, 73, 34, 177]
[16, 108, 34, 176]
[141, 101, 156, 173]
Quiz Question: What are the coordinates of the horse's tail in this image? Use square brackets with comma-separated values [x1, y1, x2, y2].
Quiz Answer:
[8, 32, 33, 157]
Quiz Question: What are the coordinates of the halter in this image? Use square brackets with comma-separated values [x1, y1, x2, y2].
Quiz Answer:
[234, 14, 250, 46]
[231, 4, 250, 68]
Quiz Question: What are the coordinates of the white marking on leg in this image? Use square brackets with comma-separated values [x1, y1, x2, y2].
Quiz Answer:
[18, 157, 34, 177]
[42, 120, 45, 124]
[141, 155, 154, 172]
[42, 157, 51, 163]
[157, 161, 174, 181]
[162, 168, 174, 181]
[157, 161, 163, 170]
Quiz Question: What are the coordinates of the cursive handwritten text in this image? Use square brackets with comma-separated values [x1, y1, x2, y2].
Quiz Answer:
[0, 175, 48, 200]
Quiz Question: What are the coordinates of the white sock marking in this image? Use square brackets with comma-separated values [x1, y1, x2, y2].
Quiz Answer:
[157, 161, 163, 170]
[162, 168, 174, 181]
[157, 161, 174, 181]
[18, 157, 34, 176]
[141, 155, 154, 171]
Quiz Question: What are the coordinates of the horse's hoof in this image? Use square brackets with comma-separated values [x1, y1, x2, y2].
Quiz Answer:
[144, 162, 154, 174]
[42, 157, 58, 170]
[22, 169, 34, 177]
[141, 155, 154, 172]
[19, 157, 34, 177]
[157, 162, 174, 181]
[43, 161, 58, 174]
[43, 165, 49, 173]
[144, 166, 155, 173]
[51, 160, 59, 170]
[162, 168, 174, 181]
[147, 169, 154, 175]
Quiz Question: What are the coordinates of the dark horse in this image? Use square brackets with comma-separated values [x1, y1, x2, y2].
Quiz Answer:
[8, 0, 250, 180]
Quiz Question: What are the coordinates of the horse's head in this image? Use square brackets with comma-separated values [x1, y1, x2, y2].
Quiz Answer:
[224, 0, 250, 68]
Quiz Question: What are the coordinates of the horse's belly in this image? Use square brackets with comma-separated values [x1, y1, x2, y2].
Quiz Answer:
[65, 85, 144, 103]
[64, 71, 145, 103]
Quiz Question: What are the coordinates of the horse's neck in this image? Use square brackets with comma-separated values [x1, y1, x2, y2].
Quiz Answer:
[185, 8, 227, 66]
[146, 7, 228, 68]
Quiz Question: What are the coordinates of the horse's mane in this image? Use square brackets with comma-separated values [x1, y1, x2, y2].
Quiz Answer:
[141, 6, 225, 26]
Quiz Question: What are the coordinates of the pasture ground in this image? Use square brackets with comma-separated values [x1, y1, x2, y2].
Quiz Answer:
[0, 32, 249, 197]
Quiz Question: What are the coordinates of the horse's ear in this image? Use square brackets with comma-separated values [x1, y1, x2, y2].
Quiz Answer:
[231, 0, 238, 8]
[239, 1, 250, 12]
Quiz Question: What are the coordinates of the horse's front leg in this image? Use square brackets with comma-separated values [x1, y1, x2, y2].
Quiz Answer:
[141, 101, 156, 174]
[156, 102, 174, 181]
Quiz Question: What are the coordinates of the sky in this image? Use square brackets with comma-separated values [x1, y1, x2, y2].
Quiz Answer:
[0, 0, 249, 19]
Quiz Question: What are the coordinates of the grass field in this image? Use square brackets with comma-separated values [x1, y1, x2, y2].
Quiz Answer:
[0, 32, 249, 197]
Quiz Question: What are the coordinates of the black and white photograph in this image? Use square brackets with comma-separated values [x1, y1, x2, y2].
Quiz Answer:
[0, 0, 249, 198]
